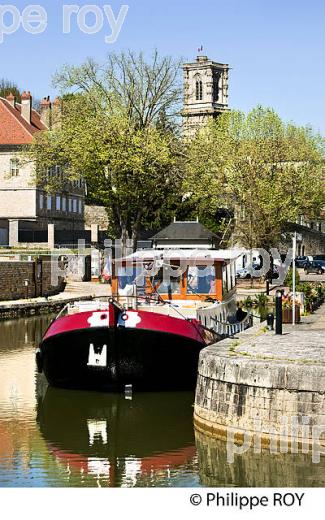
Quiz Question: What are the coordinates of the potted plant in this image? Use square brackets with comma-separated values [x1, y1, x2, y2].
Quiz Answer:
[282, 301, 301, 323]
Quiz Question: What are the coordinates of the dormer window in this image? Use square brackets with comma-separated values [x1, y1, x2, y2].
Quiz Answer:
[195, 76, 203, 100]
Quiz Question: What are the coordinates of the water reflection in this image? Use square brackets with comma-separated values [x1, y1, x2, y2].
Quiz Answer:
[1, 313, 325, 487]
[0, 315, 49, 352]
[0, 315, 199, 487]
[36, 387, 198, 487]
[0, 315, 55, 486]
[195, 429, 325, 487]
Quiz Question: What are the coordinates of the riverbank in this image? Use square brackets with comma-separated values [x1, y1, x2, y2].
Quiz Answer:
[194, 304, 325, 447]
[0, 281, 111, 320]
[0, 295, 90, 320]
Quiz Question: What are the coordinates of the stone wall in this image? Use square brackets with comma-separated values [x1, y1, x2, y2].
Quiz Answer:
[41, 257, 66, 296]
[283, 222, 325, 256]
[84, 205, 109, 231]
[194, 328, 325, 446]
[0, 258, 65, 301]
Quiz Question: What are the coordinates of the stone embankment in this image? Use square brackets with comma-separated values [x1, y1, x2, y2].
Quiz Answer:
[0, 257, 65, 300]
[194, 305, 325, 447]
[0, 281, 111, 320]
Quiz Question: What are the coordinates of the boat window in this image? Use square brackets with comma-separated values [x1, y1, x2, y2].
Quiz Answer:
[117, 266, 145, 292]
[187, 266, 216, 295]
[152, 267, 181, 295]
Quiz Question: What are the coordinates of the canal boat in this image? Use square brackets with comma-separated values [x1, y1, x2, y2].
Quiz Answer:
[37, 298, 218, 391]
[37, 249, 247, 391]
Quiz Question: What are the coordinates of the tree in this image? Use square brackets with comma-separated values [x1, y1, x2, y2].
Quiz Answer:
[0, 79, 41, 109]
[0, 79, 21, 102]
[186, 106, 325, 249]
[28, 94, 183, 250]
[27, 51, 184, 249]
[53, 49, 183, 130]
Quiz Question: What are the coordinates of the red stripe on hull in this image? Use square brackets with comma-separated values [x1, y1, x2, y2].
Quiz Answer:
[44, 304, 207, 345]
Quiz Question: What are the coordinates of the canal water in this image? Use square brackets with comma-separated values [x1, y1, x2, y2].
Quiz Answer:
[1, 315, 325, 488]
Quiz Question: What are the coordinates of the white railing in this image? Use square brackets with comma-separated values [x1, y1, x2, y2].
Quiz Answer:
[196, 300, 252, 337]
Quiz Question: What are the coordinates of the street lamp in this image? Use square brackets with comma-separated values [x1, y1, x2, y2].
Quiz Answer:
[275, 289, 283, 335]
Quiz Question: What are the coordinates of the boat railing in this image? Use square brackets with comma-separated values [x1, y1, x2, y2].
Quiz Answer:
[196, 304, 253, 337]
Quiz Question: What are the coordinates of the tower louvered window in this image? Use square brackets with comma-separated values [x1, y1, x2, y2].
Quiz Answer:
[195, 79, 203, 100]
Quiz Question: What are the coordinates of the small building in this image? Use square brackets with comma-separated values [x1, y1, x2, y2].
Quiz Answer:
[151, 219, 219, 250]
[0, 92, 85, 246]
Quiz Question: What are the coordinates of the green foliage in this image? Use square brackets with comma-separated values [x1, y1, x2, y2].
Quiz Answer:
[296, 282, 325, 312]
[186, 106, 325, 249]
[27, 51, 184, 248]
[0, 79, 21, 102]
[255, 293, 269, 306]
[28, 94, 184, 247]
[284, 267, 300, 289]
[243, 296, 253, 307]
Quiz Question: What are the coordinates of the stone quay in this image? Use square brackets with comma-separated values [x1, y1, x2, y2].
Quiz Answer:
[194, 305, 325, 448]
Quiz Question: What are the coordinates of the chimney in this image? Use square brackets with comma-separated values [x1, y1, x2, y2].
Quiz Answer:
[21, 91, 32, 124]
[40, 96, 51, 128]
[6, 92, 15, 108]
[51, 96, 62, 129]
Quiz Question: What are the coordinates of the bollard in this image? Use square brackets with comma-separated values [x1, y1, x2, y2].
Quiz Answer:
[249, 313, 253, 328]
[266, 313, 274, 331]
[275, 290, 283, 335]
[266, 280, 270, 296]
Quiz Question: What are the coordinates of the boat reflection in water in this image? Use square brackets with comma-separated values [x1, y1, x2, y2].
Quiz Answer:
[37, 385, 198, 487]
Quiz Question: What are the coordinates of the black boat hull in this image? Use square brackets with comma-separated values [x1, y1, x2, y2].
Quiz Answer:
[39, 326, 204, 392]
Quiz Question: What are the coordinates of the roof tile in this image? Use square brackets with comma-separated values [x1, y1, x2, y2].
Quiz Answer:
[0, 97, 46, 145]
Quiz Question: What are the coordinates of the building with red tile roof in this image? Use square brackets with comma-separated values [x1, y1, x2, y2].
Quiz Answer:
[0, 91, 46, 145]
[0, 92, 85, 245]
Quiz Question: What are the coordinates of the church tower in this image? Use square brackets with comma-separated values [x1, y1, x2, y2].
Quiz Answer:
[181, 55, 230, 137]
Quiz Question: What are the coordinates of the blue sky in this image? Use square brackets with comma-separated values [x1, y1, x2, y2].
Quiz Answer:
[1, 0, 324, 133]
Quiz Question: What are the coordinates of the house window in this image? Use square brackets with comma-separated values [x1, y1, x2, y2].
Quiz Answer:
[47, 195, 52, 210]
[195, 77, 203, 100]
[73, 199, 77, 213]
[68, 198, 72, 212]
[78, 199, 83, 214]
[47, 165, 61, 178]
[56, 195, 61, 211]
[10, 158, 19, 176]
[62, 197, 66, 212]
[39, 192, 44, 210]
